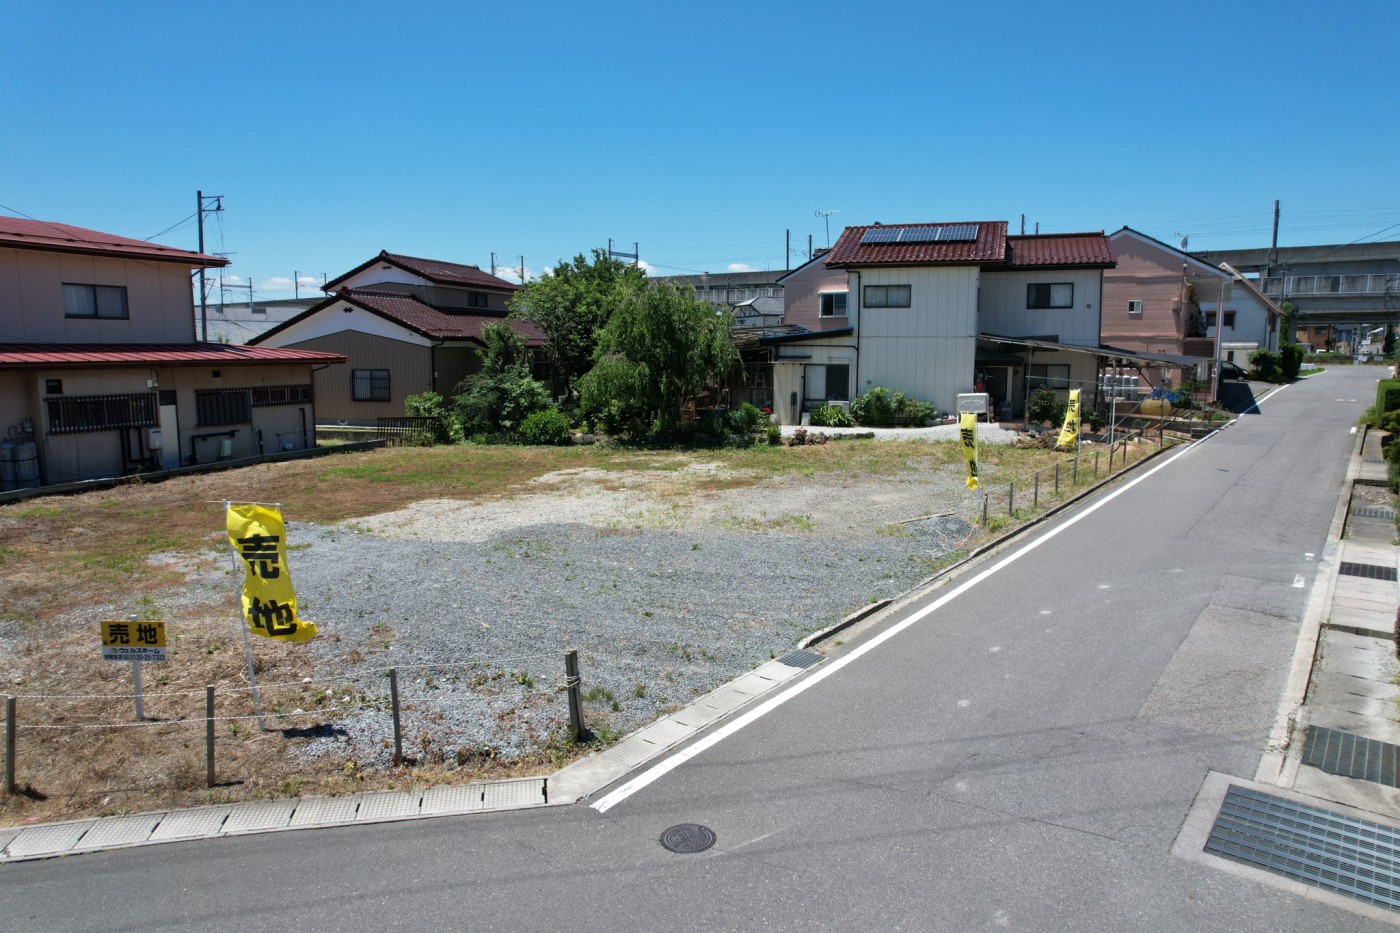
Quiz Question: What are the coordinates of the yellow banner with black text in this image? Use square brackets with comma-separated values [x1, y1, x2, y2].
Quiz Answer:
[959, 412, 979, 490]
[1056, 388, 1081, 450]
[226, 503, 317, 643]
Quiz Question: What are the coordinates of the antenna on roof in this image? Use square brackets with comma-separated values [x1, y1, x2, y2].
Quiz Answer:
[815, 210, 841, 248]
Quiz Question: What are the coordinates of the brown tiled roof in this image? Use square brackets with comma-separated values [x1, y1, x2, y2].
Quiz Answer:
[0, 343, 343, 370]
[1006, 233, 1115, 268]
[0, 216, 228, 266]
[344, 291, 545, 345]
[824, 222, 1008, 266]
[325, 250, 521, 292]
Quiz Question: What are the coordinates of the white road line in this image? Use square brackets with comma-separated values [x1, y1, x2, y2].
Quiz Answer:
[591, 434, 1213, 813]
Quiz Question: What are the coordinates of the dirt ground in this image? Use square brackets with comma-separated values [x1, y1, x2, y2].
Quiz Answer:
[0, 436, 1153, 826]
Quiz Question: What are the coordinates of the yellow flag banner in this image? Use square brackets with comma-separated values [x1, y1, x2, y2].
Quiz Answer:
[226, 504, 317, 643]
[959, 412, 979, 490]
[1056, 388, 1081, 450]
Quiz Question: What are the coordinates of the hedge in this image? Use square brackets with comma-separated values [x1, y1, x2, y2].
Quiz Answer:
[1377, 379, 1400, 415]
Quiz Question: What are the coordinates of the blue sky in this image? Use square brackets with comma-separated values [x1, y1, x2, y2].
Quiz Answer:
[3, 0, 1396, 299]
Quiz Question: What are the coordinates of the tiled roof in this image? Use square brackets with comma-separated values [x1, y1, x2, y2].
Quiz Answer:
[344, 291, 546, 344]
[0, 343, 344, 369]
[824, 222, 1008, 266]
[325, 250, 522, 292]
[0, 216, 228, 266]
[1006, 233, 1115, 268]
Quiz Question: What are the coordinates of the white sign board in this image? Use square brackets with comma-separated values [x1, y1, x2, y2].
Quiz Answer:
[956, 393, 990, 414]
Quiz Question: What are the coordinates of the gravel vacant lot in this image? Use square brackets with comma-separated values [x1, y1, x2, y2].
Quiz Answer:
[161, 461, 982, 769]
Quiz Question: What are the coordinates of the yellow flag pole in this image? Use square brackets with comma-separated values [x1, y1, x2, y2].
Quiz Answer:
[224, 500, 266, 731]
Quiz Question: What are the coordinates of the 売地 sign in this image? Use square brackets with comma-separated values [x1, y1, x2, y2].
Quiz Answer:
[100, 619, 167, 662]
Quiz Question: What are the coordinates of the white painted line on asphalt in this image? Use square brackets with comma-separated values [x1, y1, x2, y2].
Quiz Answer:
[1293, 575, 1306, 588]
[1351, 426, 1358, 434]
[591, 435, 1207, 814]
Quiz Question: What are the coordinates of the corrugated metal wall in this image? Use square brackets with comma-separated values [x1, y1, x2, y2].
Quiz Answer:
[283, 331, 431, 425]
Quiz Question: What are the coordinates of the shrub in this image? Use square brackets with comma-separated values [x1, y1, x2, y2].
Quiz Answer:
[850, 387, 896, 426]
[1280, 344, 1304, 380]
[518, 409, 573, 446]
[1376, 379, 1400, 416]
[1249, 349, 1282, 382]
[403, 390, 461, 445]
[810, 404, 856, 427]
[766, 425, 782, 445]
[724, 402, 766, 435]
[1026, 386, 1060, 424]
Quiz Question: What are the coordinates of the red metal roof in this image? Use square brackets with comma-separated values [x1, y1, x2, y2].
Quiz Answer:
[0, 343, 345, 370]
[0, 216, 228, 266]
[343, 291, 546, 344]
[324, 250, 522, 292]
[1006, 233, 1115, 268]
[824, 222, 1008, 266]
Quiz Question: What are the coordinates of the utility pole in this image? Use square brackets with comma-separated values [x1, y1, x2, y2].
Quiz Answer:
[808, 234, 813, 260]
[786, 229, 790, 272]
[1269, 199, 1281, 275]
[196, 190, 224, 342]
[815, 210, 841, 248]
[491, 251, 497, 277]
[294, 270, 300, 300]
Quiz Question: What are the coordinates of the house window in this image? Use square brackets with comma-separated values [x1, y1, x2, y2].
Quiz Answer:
[1127, 300, 1143, 318]
[864, 285, 911, 308]
[45, 379, 63, 395]
[46, 392, 157, 434]
[1314, 326, 1327, 335]
[807, 363, 850, 402]
[1206, 312, 1237, 328]
[63, 283, 129, 319]
[195, 388, 252, 426]
[249, 384, 313, 407]
[819, 292, 848, 317]
[467, 292, 489, 309]
[1029, 364, 1071, 390]
[352, 369, 391, 402]
[1027, 283, 1073, 309]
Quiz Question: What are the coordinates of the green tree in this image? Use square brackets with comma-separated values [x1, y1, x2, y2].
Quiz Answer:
[1385, 325, 1396, 358]
[510, 249, 648, 397]
[578, 281, 739, 439]
[452, 322, 553, 435]
[1280, 300, 1296, 346]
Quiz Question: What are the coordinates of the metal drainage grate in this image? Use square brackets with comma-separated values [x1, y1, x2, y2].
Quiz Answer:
[660, 824, 716, 853]
[1206, 785, 1400, 911]
[1365, 459, 1388, 465]
[1304, 727, 1400, 789]
[777, 649, 825, 670]
[1354, 506, 1397, 520]
[1339, 562, 1399, 582]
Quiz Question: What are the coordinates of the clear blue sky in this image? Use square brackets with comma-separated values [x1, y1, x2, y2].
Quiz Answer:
[3, 0, 1396, 299]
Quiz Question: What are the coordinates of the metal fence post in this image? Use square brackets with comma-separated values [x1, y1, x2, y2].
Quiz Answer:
[1095, 451, 1100, 477]
[389, 668, 403, 764]
[1109, 441, 1115, 472]
[5, 695, 15, 796]
[1033, 469, 1040, 508]
[981, 490, 989, 527]
[1008, 481, 1015, 516]
[1054, 462, 1060, 495]
[565, 650, 586, 742]
[1073, 455, 1079, 484]
[205, 685, 216, 788]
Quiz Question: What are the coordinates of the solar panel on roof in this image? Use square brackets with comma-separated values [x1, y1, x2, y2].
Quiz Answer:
[860, 227, 902, 244]
[860, 223, 979, 245]
[935, 224, 978, 241]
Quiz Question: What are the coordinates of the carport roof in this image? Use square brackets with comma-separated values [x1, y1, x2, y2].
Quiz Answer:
[978, 333, 1210, 367]
[0, 343, 346, 369]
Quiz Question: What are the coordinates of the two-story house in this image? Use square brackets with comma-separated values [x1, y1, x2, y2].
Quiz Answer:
[250, 251, 545, 425]
[758, 221, 1117, 423]
[1102, 228, 1281, 384]
[0, 216, 345, 488]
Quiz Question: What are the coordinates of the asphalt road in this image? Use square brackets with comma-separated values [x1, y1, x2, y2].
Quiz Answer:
[4, 368, 1383, 931]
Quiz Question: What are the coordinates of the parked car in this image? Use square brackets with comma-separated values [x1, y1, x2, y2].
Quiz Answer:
[1218, 359, 1249, 380]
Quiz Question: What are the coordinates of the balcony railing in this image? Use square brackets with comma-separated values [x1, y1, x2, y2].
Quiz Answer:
[1257, 274, 1400, 298]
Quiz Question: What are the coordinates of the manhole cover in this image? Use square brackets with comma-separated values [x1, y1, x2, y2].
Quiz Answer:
[660, 823, 717, 853]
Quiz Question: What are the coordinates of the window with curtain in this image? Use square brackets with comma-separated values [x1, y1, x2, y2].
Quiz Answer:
[1027, 283, 1073, 309]
[63, 283, 129, 318]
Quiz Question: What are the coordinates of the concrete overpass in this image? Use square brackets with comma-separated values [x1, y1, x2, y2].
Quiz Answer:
[1195, 240, 1400, 325]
